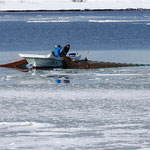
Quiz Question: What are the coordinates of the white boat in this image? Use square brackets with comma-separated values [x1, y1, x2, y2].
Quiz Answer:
[19, 52, 82, 68]
[19, 52, 63, 68]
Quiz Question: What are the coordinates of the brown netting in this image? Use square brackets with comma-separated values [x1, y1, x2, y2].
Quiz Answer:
[0, 59, 28, 68]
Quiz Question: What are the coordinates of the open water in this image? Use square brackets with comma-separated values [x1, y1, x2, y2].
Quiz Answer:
[0, 11, 150, 150]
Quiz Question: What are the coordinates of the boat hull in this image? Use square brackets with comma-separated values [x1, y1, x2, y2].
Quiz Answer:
[26, 57, 63, 68]
[19, 53, 63, 68]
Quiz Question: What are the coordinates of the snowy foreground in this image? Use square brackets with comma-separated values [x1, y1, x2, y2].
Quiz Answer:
[0, 0, 150, 10]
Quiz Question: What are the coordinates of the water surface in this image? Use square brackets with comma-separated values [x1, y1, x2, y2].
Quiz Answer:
[0, 11, 150, 150]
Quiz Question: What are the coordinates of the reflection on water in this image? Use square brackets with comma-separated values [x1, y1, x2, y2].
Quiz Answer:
[18, 69, 70, 85]
[1, 64, 150, 91]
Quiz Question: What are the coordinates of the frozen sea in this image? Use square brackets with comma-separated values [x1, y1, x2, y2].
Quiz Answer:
[0, 11, 150, 150]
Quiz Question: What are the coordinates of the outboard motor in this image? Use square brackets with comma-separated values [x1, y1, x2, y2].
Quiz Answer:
[69, 53, 77, 57]
[68, 53, 81, 61]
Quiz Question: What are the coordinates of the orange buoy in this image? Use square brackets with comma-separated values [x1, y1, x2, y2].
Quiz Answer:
[86, 51, 89, 54]
[84, 57, 87, 60]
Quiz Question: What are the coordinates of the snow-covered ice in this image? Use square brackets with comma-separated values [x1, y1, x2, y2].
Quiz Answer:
[0, 0, 150, 10]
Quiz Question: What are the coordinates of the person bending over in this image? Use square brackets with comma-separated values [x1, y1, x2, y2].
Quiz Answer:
[60, 44, 70, 57]
[55, 45, 62, 57]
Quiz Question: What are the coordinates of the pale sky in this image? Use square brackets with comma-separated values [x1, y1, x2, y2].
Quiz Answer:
[0, 0, 150, 10]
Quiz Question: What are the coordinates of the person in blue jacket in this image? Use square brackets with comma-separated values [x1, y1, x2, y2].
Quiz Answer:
[55, 45, 62, 57]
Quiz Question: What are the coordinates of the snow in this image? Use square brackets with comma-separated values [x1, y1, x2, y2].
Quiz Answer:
[0, 0, 150, 10]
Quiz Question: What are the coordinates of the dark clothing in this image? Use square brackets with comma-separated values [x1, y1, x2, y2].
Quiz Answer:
[60, 46, 70, 56]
